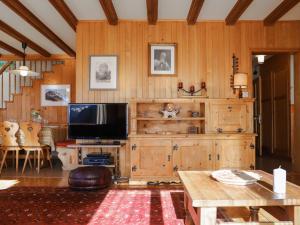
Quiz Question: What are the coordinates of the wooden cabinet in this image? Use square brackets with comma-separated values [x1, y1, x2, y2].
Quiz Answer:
[172, 140, 213, 172]
[129, 98, 255, 182]
[131, 139, 173, 177]
[215, 139, 255, 170]
[207, 100, 253, 134]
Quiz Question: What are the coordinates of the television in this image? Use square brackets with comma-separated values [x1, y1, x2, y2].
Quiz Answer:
[68, 103, 128, 140]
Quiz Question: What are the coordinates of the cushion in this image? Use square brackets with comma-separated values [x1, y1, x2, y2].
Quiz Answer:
[69, 166, 112, 190]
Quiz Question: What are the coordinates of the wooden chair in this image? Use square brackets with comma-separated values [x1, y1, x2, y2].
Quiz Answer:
[0, 121, 22, 174]
[20, 122, 52, 174]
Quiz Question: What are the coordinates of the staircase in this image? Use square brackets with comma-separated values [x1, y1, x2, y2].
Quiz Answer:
[0, 60, 64, 109]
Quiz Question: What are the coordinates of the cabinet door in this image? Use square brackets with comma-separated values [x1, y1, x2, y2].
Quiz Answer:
[210, 103, 247, 133]
[173, 140, 214, 173]
[131, 139, 172, 177]
[215, 139, 255, 170]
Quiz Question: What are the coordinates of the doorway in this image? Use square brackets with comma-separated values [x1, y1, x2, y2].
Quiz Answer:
[252, 53, 294, 172]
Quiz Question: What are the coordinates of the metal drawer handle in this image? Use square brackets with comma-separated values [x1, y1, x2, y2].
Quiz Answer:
[216, 128, 223, 133]
[173, 144, 179, 151]
[237, 128, 243, 133]
[132, 144, 136, 150]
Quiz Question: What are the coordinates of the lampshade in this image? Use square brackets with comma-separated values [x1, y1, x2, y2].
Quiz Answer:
[10, 65, 39, 77]
[8, 42, 40, 77]
[234, 73, 248, 88]
[256, 55, 265, 64]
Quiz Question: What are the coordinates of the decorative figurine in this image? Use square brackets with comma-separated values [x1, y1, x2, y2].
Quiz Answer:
[160, 103, 180, 118]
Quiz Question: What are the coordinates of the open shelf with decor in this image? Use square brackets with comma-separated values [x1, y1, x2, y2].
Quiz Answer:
[130, 99, 206, 136]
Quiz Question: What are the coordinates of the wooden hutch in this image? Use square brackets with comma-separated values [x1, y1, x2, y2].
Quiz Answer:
[129, 98, 255, 182]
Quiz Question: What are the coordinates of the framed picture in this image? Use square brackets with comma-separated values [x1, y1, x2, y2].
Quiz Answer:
[41, 84, 70, 106]
[149, 43, 177, 76]
[90, 55, 118, 89]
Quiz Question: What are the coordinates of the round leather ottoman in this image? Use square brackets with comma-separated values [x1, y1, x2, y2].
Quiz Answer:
[68, 166, 112, 190]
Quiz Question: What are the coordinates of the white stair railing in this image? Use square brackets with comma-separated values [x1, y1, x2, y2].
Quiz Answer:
[0, 60, 64, 109]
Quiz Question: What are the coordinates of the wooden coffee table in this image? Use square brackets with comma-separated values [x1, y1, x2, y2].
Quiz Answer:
[178, 170, 300, 225]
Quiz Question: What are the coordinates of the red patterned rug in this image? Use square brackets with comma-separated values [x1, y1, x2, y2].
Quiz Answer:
[0, 187, 185, 225]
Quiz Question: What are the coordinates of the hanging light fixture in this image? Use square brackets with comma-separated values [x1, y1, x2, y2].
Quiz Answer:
[256, 55, 265, 64]
[9, 43, 39, 77]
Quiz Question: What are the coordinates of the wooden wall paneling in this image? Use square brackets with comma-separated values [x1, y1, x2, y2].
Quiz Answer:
[205, 23, 213, 98]
[110, 24, 121, 102]
[93, 22, 103, 103]
[129, 22, 137, 101]
[82, 24, 90, 103]
[198, 23, 207, 97]
[294, 52, 300, 172]
[171, 23, 179, 98]
[76, 23, 83, 103]
[136, 23, 143, 99]
[117, 22, 125, 102]
[88, 22, 96, 103]
[76, 21, 300, 103]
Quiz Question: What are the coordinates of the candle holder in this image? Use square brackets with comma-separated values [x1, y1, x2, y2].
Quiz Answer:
[177, 82, 207, 97]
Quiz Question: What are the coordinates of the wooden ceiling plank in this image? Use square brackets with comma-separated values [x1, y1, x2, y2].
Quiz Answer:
[146, 0, 158, 25]
[1, 0, 75, 57]
[225, 0, 253, 25]
[99, 0, 118, 25]
[0, 20, 51, 57]
[49, 0, 78, 31]
[187, 0, 204, 25]
[264, 0, 300, 26]
[0, 61, 13, 75]
[0, 40, 25, 57]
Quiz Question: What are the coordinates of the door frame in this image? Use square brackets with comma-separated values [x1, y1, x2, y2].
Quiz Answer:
[249, 48, 300, 163]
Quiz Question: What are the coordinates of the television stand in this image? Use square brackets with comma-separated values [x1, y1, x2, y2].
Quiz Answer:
[67, 142, 126, 182]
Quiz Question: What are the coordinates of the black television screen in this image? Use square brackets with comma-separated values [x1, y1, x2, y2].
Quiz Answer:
[68, 103, 128, 140]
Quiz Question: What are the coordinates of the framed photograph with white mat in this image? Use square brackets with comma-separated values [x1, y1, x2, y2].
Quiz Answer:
[89, 55, 118, 90]
[41, 84, 70, 106]
[149, 43, 177, 76]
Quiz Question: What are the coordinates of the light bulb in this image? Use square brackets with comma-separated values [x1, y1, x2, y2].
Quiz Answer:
[20, 70, 29, 76]
[256, 55, 265, 64]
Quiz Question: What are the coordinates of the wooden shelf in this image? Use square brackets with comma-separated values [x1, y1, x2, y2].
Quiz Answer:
[136, 117, 205, 121]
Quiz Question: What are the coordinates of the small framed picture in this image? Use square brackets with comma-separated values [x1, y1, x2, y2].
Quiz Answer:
[41, 84, 70, 106]
[149, 43, 177, 76]
[90, 55, 118, 89]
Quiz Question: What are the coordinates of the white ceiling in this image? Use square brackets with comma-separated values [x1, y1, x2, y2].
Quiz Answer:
[0, 0, 299, 55]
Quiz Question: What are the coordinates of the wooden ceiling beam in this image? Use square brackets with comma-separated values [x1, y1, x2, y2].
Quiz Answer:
[225, 0, 253, 25]
[99, 0, 118, 25]
[0, 61, 13, 75]
[146, 0, 158, 25]
[0, 20, 51, 57]
[0, 40, 25, 57]
[187, 0, 204, 25]
[49, 0, 78, 31]
[264, 0, 300, 26]
[1, 0, 75, 57]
